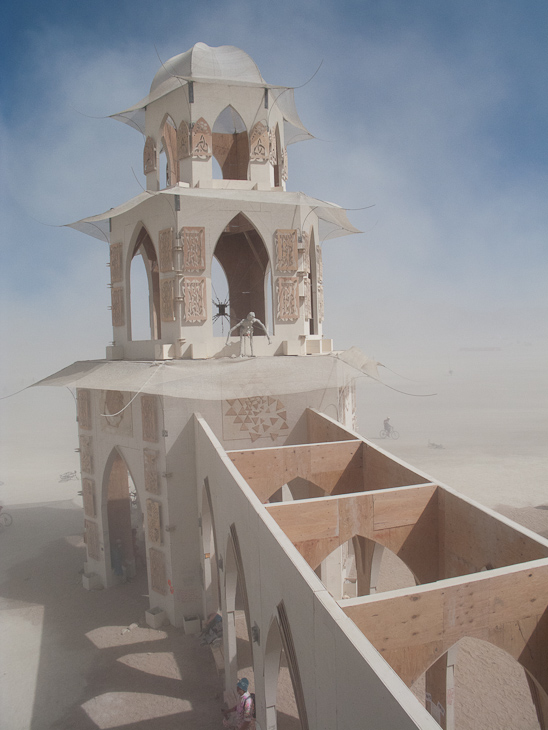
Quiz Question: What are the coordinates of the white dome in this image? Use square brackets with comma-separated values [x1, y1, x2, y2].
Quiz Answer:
[150, 42, 265, 92]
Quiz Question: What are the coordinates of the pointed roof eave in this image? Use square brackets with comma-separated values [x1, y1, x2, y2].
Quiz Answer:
[63, 187, 361, 244]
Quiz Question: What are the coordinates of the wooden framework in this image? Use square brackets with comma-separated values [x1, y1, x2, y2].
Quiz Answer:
[226, 408, 548, 729]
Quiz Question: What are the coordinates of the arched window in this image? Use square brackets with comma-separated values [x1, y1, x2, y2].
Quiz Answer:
[129, 227, 161, 341]
[212, 106, 249, 180]
[160, 115, 177, 188]
[213, 213, 271, 331]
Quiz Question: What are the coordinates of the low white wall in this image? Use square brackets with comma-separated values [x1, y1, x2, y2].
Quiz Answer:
[194, 414, 438, 730]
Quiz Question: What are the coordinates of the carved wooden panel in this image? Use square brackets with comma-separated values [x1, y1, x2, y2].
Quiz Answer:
[275, 229, 298, 272]
[318, 283, 325, 322]
[141, 395, 158, 443]
[182, 277, 207, 322]
[79, 435, 93, 475]
[77, 389, 92, 431]
[158, 228, 174, 273]
[300, 231, 310, 274]
[191, 117, 212, 158]
[269, 127, 277, 165]
[304, 278, 312, 321]
[100, 389, 132, 434]
[110, 242, 123, 284]
[85, 519, 100, 560]
[316, 244, 323, 283]
[149, 548, 167, 594]
[82, 478, 96, 518]
[146, 499, 163, 545]
[143, 136, 157, 175]
[281, 147, 288, 181]
[182, 227, 206, 272]
[250, 121, 269, 161]
[144, 449, 160, 494]
[276, 277, 300, 321]
[111, 287, 125, 327]
[160, 278, 176, 322]
[177, 120, 190, 159]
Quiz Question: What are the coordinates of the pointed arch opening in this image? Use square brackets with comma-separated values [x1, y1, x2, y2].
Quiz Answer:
[224, 528, 255, 690]
[103, 448, 144, 584]
[211, 257, 230, 337]
[212, 106, 249, 180]
[160, 115, 177, 188]
[200, 482, 220, 619]
[213, 213, 271, 331]
[265, 618, 303, 730]
[129, 227, 161, 341]
[273, 124, 282, 187]
[411, 637, 544, 730]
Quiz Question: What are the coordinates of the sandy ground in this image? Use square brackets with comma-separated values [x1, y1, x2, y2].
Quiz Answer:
[0, 345, 546, 728]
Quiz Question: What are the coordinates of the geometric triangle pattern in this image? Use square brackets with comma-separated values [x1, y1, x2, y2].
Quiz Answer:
[223, 396, 288, 443]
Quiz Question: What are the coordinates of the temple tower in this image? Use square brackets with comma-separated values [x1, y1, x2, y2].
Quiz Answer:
[57, 43, 361, 623]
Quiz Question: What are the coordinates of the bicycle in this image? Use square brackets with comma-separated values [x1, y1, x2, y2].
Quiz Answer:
[380, 429, 399, 440]
[0, 508, 13, 528]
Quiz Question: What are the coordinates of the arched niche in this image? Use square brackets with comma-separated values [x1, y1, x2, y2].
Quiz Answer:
[271, 124, 282, 187]
[129, 226, 161, 341]
[212, 106, 249, 180]
[213, 213, 271, 329]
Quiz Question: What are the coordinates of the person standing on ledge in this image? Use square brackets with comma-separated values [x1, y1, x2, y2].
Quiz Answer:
[226, 312, 271, 357]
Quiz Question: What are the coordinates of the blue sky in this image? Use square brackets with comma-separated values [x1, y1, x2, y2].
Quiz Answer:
[1, 0, 547, 392]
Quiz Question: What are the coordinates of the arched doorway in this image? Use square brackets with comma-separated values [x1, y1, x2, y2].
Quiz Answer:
[213, 213, 271, 330]
[129, 226, 161, 341]
[224, 529, 254, 691]
[103, 448, 144, 585]
[212, 106, 249, 180]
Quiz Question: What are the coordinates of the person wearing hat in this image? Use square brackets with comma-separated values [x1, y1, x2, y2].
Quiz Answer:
[222, 677, 255, 728]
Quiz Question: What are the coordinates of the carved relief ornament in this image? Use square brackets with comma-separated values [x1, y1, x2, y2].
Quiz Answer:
[77, 389, 92, 431]
[281, 147, 288, 181]
[109, 242, 123, 284]
[160, 278, 176, 322]
[143, 136, 157, 175]
[269, 127, 277, 166]
[144, 449, 160, 494]
[275, 229, 298, 272]
[304, 277, 312, 321]
[177, 120, 190, 160]
[191, 118, 212, 158]
[85, 519, 100, 560]
[146, 499, 162, 545]
[79, 435, 93, 475]
[149, 548, 167, 594]
[318, 283, 325, 322]
[82, 478, 96, 518]
[111, 287, 125, 327]
[250, 121, 269, 161]
[276, 277, 300, 322]
[159, 228, 174, 273]
[141, 395, 158, 443]
[182, 227, 206, 272]
[182, 277, 207, 322]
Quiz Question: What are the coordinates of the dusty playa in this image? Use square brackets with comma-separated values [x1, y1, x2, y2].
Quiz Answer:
[0, 344, 546, 729]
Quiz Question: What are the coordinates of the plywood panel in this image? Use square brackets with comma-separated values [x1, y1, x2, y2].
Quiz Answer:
[306, 409, 356, 444]
[228, 441, 363, 502]
[373, 485, 437, 531]
[342, 561, 548, 686]
[267, 500, 339, 542]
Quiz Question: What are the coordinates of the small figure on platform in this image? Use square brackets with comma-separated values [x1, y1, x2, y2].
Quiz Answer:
[225, 312, 271, 357]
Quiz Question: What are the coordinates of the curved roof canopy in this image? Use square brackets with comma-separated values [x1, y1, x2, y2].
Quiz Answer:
[110, 42, 313, 145]
[64, 186, 362, 243]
